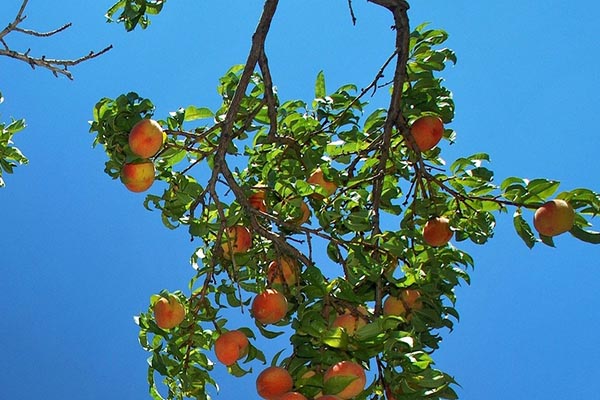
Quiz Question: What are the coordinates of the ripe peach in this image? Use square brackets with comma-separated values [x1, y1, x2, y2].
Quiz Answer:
[153, 295, 186, 330]
[276, 197, 311, 226]
[294, 201, 311, 225]
[256, 366, 294, 400]
[422, 216, 453, 247]
[251, 289, 288, 325]
[279, 392, 308, 400]
[323, 361, 366, 399]
[332, 314, 366, 335]
[332, 308, 368, 335]
[120, 160, 155, 193]
[308, 168, 337, 198]
[410, 115, 444, 151]
[214, 330, 249, 366]
[383, 289, 423, 318]
[533, 199, 575, 237]
[248, 189, 267, 213]
[221, 225, 252, 259]
[267, 257, 299, 286]
[129, 119, 165, 158]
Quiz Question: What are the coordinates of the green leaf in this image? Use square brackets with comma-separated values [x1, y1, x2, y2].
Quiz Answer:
[315, 70, 326, 99]
[322, 328, 348, 349]
[526, 178, 560, 199]
[323, 374, 359, 396]
[184, 106, 214, 122]
[513, 209, 536, 249]
[570, 225, 600, 244]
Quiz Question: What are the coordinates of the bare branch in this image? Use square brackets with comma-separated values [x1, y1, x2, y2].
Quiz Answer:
[347, 0, 357, 25]
[0, 0, 111, 79]
[0, 45, 113, 80]
[14, 22, 72, 37]
[0, 0, 29, 41]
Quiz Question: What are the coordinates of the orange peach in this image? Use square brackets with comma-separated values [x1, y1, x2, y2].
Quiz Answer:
[251, 289, 288, 325]
[129, 119, 164, 158]
[332, 310, 367, 336]
[256, 366, 294, 400]
[214, 330, 249, 366]
[323, 361, 366, 399]
[248, 189, 267, 213]
[410, 115, 444, 152]
[276, 198, 311, 226]
[422, 216, 453, 247]
[153, 295, 186, 330]
[308, 168, 337, 198]
[221, 225, 252, 259]
[120, 160, 155, 193]
[267, 257, 299, 286]
[383, 289, 423, 318]
[279, 392, 308, 400]
[294, 201, 311, 225]
[533, 199, 575, 237]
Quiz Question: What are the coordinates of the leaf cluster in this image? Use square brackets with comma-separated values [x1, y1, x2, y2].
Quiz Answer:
[0, 93, 28, 188]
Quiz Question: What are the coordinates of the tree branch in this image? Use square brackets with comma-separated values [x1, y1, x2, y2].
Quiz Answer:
[0, 0, 112, 79]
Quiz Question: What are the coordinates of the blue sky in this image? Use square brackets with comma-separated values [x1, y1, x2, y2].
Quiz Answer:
[1, 1, 599, 399]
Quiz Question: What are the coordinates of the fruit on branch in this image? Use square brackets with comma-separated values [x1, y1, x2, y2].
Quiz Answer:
[267, 256, 299, 286]
[256, 366, 294, 400]
[323, 361, 367, 399]
[422, 216, 453, 247]
[383, 289, 423, 319]
[220, 225, 252, 259]
[292, 201, 311, 225]
[248, 188, 268, 213]
[153, 295, 186, 330]
[279, 392, 308, 400]
[533, 199, 575, 237]
[120, 160, 155, 193]
[332, 313, 366, 335]
[129, 118, 165, 158]
[277, 197, 311, 226]
[251, 289, 288, 325]
[307, 168, 337, 198]
[332, 306, 369, 335]
[409, 115, 444, 152]
[214, 330, 249, 366]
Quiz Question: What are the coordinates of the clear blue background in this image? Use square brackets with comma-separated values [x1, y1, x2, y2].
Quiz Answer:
[1, 1, 599, 399]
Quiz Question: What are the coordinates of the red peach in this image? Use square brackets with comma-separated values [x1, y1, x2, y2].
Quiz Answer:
[120, 160, 155, 193]
[422, 216, 453, 247]
[153, 295, 186, 330]
[323, 361, 366, 399]
[267, 257, 299, 286]
[410, 115, 444, 151]
[221, 225, 252, 259]
[214, 330, 249, 366]
[251, 289, 288, 325]
[256, 366, 293, 400]
[308, 168, 337, 198]
[533, 199, 575, 237]
[129, 119, 164, 158]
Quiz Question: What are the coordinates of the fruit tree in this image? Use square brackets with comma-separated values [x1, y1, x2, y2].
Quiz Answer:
[89, 1, 600, 399]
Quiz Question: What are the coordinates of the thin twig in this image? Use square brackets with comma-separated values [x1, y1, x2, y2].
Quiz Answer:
[0, 0, 112, 79]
